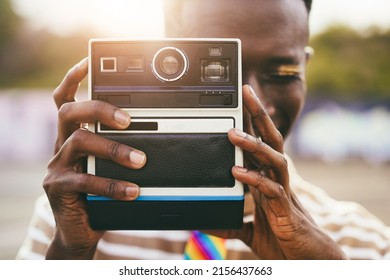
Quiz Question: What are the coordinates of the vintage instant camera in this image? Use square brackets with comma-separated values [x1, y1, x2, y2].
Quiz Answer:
[87, 38, 244, 230]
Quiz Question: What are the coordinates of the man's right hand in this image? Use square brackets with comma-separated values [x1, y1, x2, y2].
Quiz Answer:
[43, 58, 146, 259]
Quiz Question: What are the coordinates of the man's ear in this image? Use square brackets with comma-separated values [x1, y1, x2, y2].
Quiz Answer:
[304, 46, 314, 64]
[163, 0, 184, 37]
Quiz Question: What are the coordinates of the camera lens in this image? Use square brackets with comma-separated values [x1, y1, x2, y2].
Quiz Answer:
[152, 47, 188, 82]
[160, 55, 180, 75]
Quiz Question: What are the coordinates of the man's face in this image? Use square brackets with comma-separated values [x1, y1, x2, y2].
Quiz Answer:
[173, 0, 309, 138]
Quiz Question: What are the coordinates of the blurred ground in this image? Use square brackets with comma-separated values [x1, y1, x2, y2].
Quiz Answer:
[293, 158, 390, 225]
[0, 158, 389, 260]
[0, 163, 46, 260]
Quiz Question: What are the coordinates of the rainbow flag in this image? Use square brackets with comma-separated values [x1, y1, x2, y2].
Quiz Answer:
[184, 231, 227, 260]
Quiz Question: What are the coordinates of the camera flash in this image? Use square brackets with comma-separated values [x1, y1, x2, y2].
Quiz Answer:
[126, 57, 144, 72]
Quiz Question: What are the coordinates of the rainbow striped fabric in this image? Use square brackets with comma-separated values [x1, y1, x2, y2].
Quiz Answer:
[184, 231, 227, 260]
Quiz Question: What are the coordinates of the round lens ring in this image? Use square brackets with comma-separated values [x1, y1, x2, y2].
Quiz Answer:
[152, 47, 188, 82]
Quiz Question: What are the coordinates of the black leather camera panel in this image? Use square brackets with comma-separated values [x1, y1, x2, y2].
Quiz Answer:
[96, 133, 235, 188]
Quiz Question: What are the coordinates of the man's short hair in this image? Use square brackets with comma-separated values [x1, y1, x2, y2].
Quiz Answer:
[163, 0, 312, 12]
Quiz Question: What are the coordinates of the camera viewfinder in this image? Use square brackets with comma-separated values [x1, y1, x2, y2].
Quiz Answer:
[100, 57, 117, 72]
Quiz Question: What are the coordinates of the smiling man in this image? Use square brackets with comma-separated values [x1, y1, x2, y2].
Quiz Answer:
[17, 0, 390, 260]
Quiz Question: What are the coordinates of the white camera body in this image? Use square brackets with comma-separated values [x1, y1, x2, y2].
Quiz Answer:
[87, 38, 243, 230]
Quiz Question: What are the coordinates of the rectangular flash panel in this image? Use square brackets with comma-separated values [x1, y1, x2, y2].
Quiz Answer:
[126, 57, 144, 72]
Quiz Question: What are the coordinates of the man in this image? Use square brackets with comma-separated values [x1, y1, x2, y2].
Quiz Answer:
[17, 0, 390, 259]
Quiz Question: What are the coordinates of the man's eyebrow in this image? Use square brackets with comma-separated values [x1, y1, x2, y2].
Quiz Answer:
[266, 55, 301, 66]
[242, 52, 303, 71]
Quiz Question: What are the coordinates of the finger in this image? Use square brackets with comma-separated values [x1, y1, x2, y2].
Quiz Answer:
[243, 106, 256, 137]
[53, 57, 88, 110]
[232, 166, 285, 199]
[232, 166, 291, 217]
[44, 171, 139, 201]
[57, 100, 131, 146]
[228, 128, 289, 189]
[242, 85, 284, 153]
[53, 129, 146, 170]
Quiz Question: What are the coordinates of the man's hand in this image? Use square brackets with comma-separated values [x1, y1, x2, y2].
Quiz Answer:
[208, 85, 347, 260]
[43, 58, 146, 259]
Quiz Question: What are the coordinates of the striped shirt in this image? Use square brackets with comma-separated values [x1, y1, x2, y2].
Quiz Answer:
[16, 157, 390, 260]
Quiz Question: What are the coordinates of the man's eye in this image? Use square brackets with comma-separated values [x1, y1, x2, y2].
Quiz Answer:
[262, 72, 302, 83]
[261, 64, 303, 84]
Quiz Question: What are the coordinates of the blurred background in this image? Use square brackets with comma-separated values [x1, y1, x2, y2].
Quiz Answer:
[0, 0, 389, 259]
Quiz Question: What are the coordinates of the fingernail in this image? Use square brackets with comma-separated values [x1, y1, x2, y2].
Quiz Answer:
[235, 128, 247, 138]
[76, 58, 88, 74]
[129, 150, 146, 166]
[249, 85, 267, 114]
[125, 186, 139, 198]
[114, 110, 130, 126]
[248, 85, 259, 100]
[236, 166, 248, 173]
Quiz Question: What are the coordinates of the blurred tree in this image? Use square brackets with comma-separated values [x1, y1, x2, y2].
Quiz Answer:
[1, 4, 390, 101]
[307, 25, 390, 100]
[0, 30, 90, 88]
[0, 0, 21, 49]
[0, 0, 91, 89]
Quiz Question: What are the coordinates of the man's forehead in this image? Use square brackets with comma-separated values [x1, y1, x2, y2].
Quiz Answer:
[176, 0, 308, 62]
[177, 0, 308, 45]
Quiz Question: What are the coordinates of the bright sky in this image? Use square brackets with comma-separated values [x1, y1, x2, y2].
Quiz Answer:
[309, 0, 390, 35]
[12, 0, 165, 37]
[11, 0, 390, 37]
